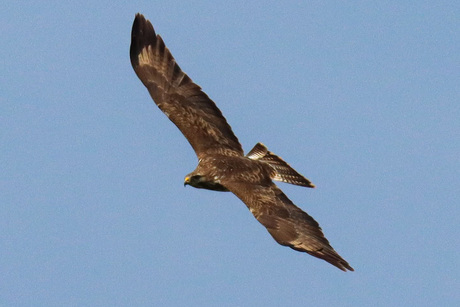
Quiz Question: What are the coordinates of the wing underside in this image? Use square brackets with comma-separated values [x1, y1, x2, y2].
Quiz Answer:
[224, 181, 353, 271]
[130, 14, 243, 159]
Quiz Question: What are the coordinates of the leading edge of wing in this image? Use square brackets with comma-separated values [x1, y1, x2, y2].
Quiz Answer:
[224, 181, 354, 271]
[130, 14, 243, 159]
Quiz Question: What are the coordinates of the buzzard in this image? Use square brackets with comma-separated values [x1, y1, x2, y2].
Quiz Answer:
[130, 14, 353, 271]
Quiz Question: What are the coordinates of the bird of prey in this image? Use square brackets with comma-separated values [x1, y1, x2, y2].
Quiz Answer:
[130, 13, 353, 271]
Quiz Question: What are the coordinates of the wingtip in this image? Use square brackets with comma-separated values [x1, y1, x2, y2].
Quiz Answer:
[340, 262, 354, 272]
[132, 13, 146, 34]
[133, 13, 148, 23]
[130, 13, 157, 67]
[335, 257, 354, 272]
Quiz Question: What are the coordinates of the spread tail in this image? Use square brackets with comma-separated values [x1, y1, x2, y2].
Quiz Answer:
[246, 143, 315, 188]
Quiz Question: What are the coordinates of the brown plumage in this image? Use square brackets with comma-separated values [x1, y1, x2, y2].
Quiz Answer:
[130, 13, 353, 271]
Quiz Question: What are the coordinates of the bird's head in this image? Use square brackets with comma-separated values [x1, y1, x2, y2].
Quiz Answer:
[184, 172, 229, 191]
[184, 173, 204, 188]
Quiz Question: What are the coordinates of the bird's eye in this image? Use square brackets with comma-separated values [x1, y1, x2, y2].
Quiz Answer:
[192, 175, 202, 181]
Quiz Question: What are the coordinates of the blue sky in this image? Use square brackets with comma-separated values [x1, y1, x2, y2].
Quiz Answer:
[1, 1, 459, 306]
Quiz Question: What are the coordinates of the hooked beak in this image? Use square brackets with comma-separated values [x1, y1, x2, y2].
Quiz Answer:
[184, 176, 190, 187]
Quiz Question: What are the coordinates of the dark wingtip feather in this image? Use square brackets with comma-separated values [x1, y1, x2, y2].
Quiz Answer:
[305, 248, 354, 272]
[337, 260, 354, 272]
[130, 13, 156, 67]
[332, 257, 354, 272]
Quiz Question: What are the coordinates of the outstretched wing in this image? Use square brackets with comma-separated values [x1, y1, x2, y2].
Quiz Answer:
[130, 14, 243, 159]
[224, 181, 353, 271]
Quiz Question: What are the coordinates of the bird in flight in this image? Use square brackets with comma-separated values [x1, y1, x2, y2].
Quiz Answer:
[130, 13, 353, 271]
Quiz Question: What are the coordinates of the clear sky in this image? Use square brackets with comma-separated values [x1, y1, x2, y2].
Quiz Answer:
[1, 1, 459, 306]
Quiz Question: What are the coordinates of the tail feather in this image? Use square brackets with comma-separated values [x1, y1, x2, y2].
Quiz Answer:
[246, 143, 315, 188]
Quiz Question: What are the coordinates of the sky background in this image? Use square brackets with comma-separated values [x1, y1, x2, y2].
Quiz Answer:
[1, 1, 459, 306]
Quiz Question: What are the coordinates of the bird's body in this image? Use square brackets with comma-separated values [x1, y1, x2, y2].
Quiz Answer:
[130, 13, 353, 271]
[185, 154, 274, 192]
